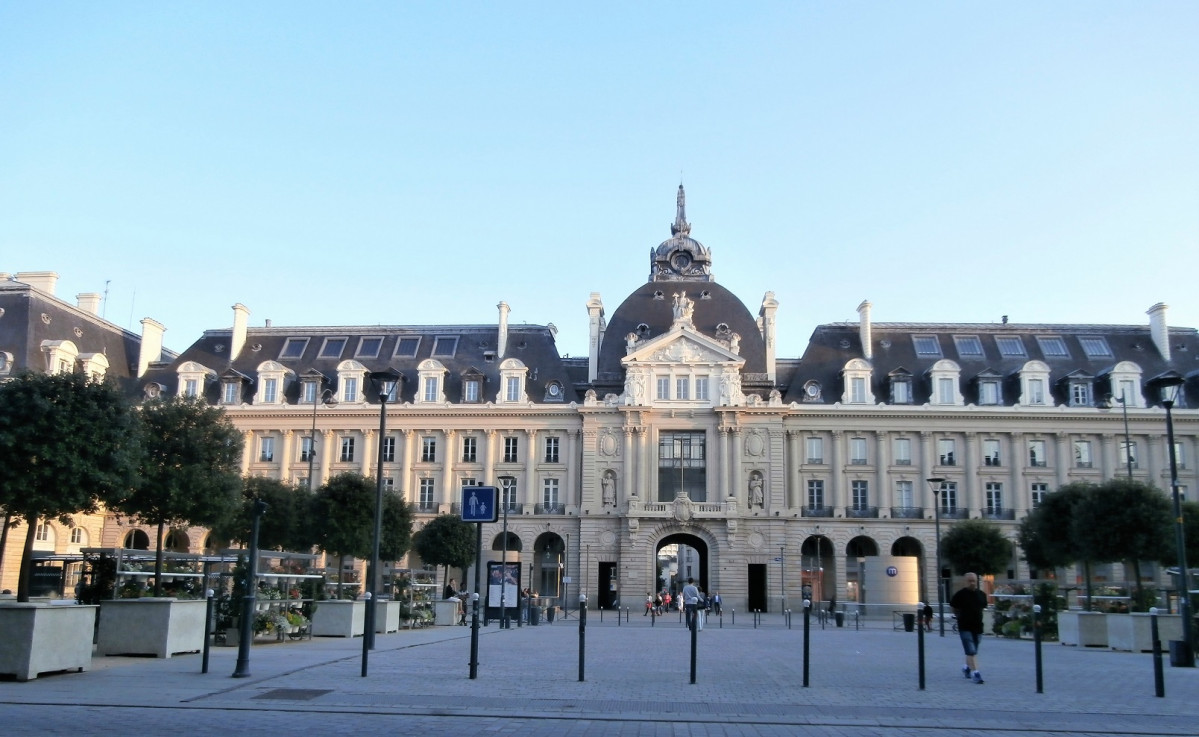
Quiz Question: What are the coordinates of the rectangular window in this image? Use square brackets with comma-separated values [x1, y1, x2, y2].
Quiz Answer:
[395, 336, 421, 357]
[1030, 482, 1048, 507]
[542, 478, 560, 509]
[422, 377, 439, 402]
[544, 436, 560, 463]
[1028, 439, 1046, 467]
[319, 337, 347, 359]
[184, 378, 198, 398]
[695, 377, 709, 401]
[419, 478, 435, 509]
[340, 436, 355, 462]
[851, 480, 869, 510]
[342, 377, 358, 403]
[302, 381, 317, 404]
[995, 336, 1026, 357]
[500, 477, 518, 510]
[260, 436, 275, 462]
[380, 380, 398, 402]
[421, 436, 436, 463]
[893, 437, 911, 465]
[503, 437, 519, 463]
[912, 335, 942, 356]
[300, 435, 315, 462]
[1028, 378, 1046, 405]
[222, 382, 239, 404]
[462, 436, 477, 463]
[1174, 441, 1186, 470]
[675, 377, 690, 400]
[656, 376, 670, 400]
[463, 379, 480, 403]
[431, 336, 458, 357]
[1036, 336, 1070, 358]
[849, 377, 866, 403]
[979, 380, 1000, 405]
[356, 336, 383, 358]
[983, 439, 1001, 466]
[895, 480, 913, 509]
[954, 335, 984, 358]
[939, 482, 958, 513]
[807, 480, 825, 509]
[263, 377, 278, 403]
[280, 337, 309, 359]
[382, 476, 394, 492]
[938, 439, 956, 466]
[892, 379, 911, 404]
[937, 377, 955, 404]
[1070, 382, 1092, 407]
[1120, 440, 1138, 470]
[1078, 336, 1113, 358]
[382, 436, 396, 463]
[806, 437, 823, 464]
[985, 482, 1003, 514]
[461, 477, 477, 487]
[35, 523, 49, 542]
[505, 376, 521, 402]
[1118, 380, 1137, 406]
[850, 437, 867, 465]
[658, 431, 707, 503]
[1074, 440, 1092, 468]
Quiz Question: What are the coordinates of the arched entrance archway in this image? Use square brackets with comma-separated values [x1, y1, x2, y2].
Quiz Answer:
[655, 533, 709, 607]
[845, 535, 878, 605]
[801, 535, 836, 606]
[123, 529, 150, 550]
[164, 529, 190, 553]
[891, 536, 925, 600]
[532, 533, 565, 607]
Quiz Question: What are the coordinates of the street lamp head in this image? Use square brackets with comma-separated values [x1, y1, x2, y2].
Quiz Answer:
[1158, 374, 1184, 406]
[926, 477, 946, 495]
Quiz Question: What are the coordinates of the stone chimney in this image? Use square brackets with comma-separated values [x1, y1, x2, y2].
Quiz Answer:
[137, 318, 166, 378]
[497, 301, 511, 358]
[1147, 302, 1170, 362]
[858, 300, 873, 360]
[587, 292, 605, 382]
[231, 303, 250, 360]
[758, 292, 779, 382]
[77, 292, 102, 315]
[15, 271, 59, 296]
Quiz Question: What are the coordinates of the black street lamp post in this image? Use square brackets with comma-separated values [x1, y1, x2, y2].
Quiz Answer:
[305, 385, 337, 490]
[1160, 375, 1194, 667]
[927, 477, 947, 637]
[362, 374, 395, 676]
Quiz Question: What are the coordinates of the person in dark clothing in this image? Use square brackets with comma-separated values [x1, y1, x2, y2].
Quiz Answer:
[922, 602, 934, 632]
[950, 572, 988, 684]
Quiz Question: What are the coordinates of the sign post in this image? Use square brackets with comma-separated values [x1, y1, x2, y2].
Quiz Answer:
[462, 486, 497, 680]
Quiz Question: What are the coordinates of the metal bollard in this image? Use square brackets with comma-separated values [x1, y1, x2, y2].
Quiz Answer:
[1150, 607, 1164, 697]
[469, 592, 480, 680]
[854, 609, 860, 631]
[802, 600, 811, 687]
[786, 609, 792, 630]
[1033, 604, 1044, 694]
[689, 600, 698, 684]
[917, 602, 925, 691]
[651, 606, 656, 627]
[578, 594, 587, 682]
[202, 589, 215, 674]
[600, 607, 604, 623]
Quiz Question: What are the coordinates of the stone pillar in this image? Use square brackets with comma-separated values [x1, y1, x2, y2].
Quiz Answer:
[874, 430, 888, 510]
[361, 429, 375, 476]
[830, 430, 843, 512]
[400, 429, 414, 502]
[483, 430, 497, 486]
[280, 430, 294, 482]
[442, 429, 456, 507]
[524, 429, 538, 508]
[241, 431, 253, 474]
[719, 427, 731, 500]
[962, 433, 977, 513]
[1055, 431, 1069, 488]
[623, 426, 636, 501]
[319, 430, 335, 487]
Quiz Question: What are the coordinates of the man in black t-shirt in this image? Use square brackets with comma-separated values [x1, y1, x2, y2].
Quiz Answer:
[950, 572, 988, 684]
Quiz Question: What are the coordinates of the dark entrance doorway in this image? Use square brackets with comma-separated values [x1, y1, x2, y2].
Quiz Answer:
[747, 563, 768, 612]
[654, 533, 709, 599]
[598, 561, 618, 609]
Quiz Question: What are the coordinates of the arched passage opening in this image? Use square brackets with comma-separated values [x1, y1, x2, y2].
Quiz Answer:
[164, 529, 190, 553]
[532, 532, 565, 608]
[845, 535, 878, 605]
[891, 536, 926, 600]
[123, 529, 150, 550]
[655, 533, 709, 605]
[801, 535, 836, 606]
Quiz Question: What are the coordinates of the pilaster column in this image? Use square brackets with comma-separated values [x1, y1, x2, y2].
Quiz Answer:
[319, 430, 335, 487]
[875, 430, 888, 509]
[401, 429, 414, 502]
[241, 431, 253, 474]
[1055, 432, 1069, 487]
[442, 429, 457, 506]
[787, 429, 800, 508]
[483, 429, 497, 486]
[1101, 433, 1117, 479]
[830, 430, 843, 511]
[962, 433, 977, 513]
[719, 427, 731, 499]
[525, 429, 538, 507]
[622, 426, 636, 501]
[639, 427, 652, 502]
[361, 429, 375, 476]
[919, 431, 933, 505]
[281, 430, 294, 481]
[566, 429, 580, 507]
[1009, 432, 1025, 516]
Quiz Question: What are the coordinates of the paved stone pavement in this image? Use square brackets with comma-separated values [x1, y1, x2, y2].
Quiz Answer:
[2, 612, 1196, 736]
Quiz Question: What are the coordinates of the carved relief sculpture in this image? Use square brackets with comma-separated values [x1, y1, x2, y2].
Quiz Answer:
[748, 472, 764, 508]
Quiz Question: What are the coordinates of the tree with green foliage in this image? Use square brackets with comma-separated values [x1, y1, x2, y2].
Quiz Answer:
[1018, 482, 1095, 609]
[380, 491, 414, 563]
[113, 396, 243, 596]
[1073, 477, 1172, 611]
[1162, 500, 1199, 571]
[211, 476, 315, 553]
[412, 514, 476, 591]
[941, 519, 1012, 578]
[310, 472, 376, 598]
[0, 371, 142, 601]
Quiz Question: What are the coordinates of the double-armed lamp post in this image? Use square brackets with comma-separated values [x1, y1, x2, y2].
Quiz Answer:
[926, 477, 947, 637]
[1159, 374, 1194, 667]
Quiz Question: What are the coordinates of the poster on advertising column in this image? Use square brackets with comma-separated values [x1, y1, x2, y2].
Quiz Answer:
[486, 561, 521, 609]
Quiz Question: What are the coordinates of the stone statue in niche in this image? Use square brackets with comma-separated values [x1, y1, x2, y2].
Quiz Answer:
[601, 470, 617, 507]
[748, 472, 764, 508]
[672, 292, 694, 324]
[625, 332, 639, 353]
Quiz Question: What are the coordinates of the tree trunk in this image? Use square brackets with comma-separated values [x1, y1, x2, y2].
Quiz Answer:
[16, 514, 36, 602]
[336, 553, 346, 599]
[1082, 559, 1094, 611]
[153, 521, 166, 597]
[1129, 558, 1144, 610]
[0, 511, 11, 578]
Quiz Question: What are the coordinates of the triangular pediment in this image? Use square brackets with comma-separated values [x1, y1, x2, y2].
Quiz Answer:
[622, 326, 745, 367]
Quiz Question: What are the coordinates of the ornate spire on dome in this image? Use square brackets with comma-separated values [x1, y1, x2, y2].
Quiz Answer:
[671, 183, 691, 237]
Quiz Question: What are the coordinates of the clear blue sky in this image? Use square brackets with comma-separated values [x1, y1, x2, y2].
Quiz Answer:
[3, 3, 1196, 359]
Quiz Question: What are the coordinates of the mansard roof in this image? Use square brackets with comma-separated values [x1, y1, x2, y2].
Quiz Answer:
[788, 321, 1199, 407]
[144, 322, 578, 405]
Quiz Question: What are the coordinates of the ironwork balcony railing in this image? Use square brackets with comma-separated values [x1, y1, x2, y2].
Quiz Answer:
[846, 506, 880, 519]
[802, 506, 834, 518]
[498, 503, 524, 515]
[890, 506, 924, 519]
[940, 508, 969, 519]
[982, 508, 1016, 520]
[534, 504, 565, 515]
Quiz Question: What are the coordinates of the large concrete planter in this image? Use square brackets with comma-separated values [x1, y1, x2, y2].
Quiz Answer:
[0, 603, 98, 681]
[1107, 612, 1183, 652]
[310, 599, 365, 637]
[96, 598, 206, 658]
[375, 600, 402, 634]
[435, 599, 461, 626]
[1058, 610, 1108, 647]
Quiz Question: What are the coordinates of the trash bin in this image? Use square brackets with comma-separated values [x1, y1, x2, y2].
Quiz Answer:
[902, 613, 916, 632]
[1169, 640, 1195, 668]
[529, 605, 540, 626]
[546, 606, 556, 623]
[835, 611, 845, 627]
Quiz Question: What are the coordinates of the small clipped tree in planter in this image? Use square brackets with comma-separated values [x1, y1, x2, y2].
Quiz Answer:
[310, 473, 376, 599]
[412, 514, 476, 595]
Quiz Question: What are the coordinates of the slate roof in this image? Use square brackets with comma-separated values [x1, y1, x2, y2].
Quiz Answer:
[786, 321, 1199, 408]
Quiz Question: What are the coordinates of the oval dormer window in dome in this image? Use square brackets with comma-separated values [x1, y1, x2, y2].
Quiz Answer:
[637, 323, 650, 335]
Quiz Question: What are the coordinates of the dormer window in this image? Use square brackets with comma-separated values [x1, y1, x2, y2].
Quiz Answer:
[1036, 336, 1070, 358]
[460, 368, 484, 403]
[975, 369, 1004, 405]
[335, 360, 368, 404]
[1066, 375, 1094, 407]
[927, 360, 963, 406]
[912, 335, 942, 357]
[280, 338, 308, 360]
[319, 338, 347, 359]
[498, 358, 528, 404]
[356, 336, 384, 358]
[221, 379, 241, 405]
[802, 380, 822, 402]
[995, 336, 1027, 357]
[1079, 336, 1113, 359]
[254, 361, 291, 405]
[177, 361, 216, 399]
[78, 352, 109, 381]
[1106, 362, 1145, 408]
[1018, 361, 1052, 406]
[431, 336, 458, 358]
[954, 336, 984, 359]
[40, 339, 79, 375]
[417, 359, 447, 404]
[395, 337, 421, 358]
[0, 350, 12, 375]
[841, 358, 874, 404]
[545, 381, 564, 402]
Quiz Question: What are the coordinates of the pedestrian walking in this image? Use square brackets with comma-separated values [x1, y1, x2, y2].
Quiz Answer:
[950, 572, 988, 684]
